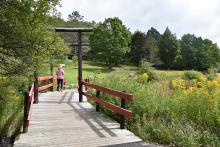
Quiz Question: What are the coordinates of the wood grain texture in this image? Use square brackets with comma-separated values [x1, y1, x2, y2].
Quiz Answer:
[14, 90, 143, 147]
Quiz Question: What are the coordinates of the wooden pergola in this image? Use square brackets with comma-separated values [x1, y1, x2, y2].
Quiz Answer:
[52, 28, 93, 102]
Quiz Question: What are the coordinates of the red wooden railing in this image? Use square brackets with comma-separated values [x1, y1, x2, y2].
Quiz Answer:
[82, 80, 133, 129]
[23, 75, 68, 132]
[37, 76, 53, 92]
[23, 83, 34, 132]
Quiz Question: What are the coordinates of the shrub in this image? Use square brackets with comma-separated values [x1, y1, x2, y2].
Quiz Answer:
[138, 60, 158, 81]
[184, 70, 206, 82]
[72, 55, 77, 66]
[208, 68, 218, 74]
[0, 77, 28, 138]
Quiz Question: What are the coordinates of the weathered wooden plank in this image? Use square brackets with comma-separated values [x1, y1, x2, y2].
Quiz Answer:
[14, 90, 151, 147]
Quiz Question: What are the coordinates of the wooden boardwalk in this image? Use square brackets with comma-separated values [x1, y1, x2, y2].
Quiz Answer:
[14, 89, 157, 147]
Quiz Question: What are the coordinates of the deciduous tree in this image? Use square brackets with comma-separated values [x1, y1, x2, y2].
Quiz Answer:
[0, 0, 68, 76]
[89, 17, 131, 69]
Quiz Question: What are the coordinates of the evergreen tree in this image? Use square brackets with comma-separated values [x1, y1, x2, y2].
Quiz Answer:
[159, 27, 181, 68]
[130, 31, 147, 66]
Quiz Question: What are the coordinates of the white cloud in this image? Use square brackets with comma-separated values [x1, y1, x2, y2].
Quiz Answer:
[58, 0, 220, 46]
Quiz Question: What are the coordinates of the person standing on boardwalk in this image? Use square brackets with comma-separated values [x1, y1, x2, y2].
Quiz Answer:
[56, 66, 64, 92]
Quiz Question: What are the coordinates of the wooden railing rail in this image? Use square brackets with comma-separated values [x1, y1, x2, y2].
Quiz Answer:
[23, 83, 34, 132]
[37, 76, 54, 92]
[82, 80, 133, 129]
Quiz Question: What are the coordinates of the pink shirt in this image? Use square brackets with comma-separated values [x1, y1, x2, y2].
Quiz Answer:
[56, 69, 64, 79]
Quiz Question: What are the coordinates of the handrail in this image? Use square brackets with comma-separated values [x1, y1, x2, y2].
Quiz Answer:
[37, 76, 54, 92]
[82, 81, 134, 129]
[23, 83, 35, 132]
[83, 82, 133, 101]
[37, 76, 53, 81]
[83, 92, 133, 118]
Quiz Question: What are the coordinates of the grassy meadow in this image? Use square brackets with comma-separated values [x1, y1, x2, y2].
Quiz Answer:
[27, 59, 220, 146]
[39, 59, 137, 86]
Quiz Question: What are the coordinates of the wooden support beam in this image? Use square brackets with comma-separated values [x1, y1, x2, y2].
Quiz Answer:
[78, 32, 83, 102]
[52, 28, 93, 32]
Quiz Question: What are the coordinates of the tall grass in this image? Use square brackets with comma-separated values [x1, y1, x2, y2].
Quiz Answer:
[0, 77, 28, 139]
[94, 74, 220, 146]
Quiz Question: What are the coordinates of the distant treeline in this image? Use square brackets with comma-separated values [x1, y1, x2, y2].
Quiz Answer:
[49, 11, 220, 71]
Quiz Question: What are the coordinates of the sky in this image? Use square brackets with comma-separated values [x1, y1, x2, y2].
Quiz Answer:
[57, 0, 220, 46]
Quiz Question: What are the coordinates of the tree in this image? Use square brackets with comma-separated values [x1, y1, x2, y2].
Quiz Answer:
[147, 27, 161, 42]
[129, 31, 147, 66]
[195, 39, 220, 70]
[89, 17, 131, 69]
[180, 34, 220, 70]
[145, 28, 161, 65]
[159, 27, 180, 68]
[68, 11, 84, 22]
[0, 0, 69, 76]
[179, 34, 200, 69]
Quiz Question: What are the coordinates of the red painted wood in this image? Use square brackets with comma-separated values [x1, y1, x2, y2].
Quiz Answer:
[82, 82, 133, 101]
[25, 120, 30, 128]
[83, 92, 133, 118]
[45, 80, 48, 92]
[27, 95, 34, 121]
[37, 76, 53, 81]
[29, 84, 34, 97]
[38, 83, 53, 92]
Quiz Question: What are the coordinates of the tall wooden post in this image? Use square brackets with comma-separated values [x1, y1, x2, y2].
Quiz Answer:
[78, 31, 83, 102]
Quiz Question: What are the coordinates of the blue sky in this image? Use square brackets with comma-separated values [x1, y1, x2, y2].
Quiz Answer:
[57, 0, 220, 46]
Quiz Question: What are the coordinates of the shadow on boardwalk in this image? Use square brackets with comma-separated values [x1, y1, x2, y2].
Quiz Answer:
[14, 90, 159, 147]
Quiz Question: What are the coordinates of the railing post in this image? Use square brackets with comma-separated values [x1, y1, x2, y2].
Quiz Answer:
[120, 91, 126, 129]
[45, 80, 48, 92]
[85, 78, 88, 91]
[50, 77, 54, 92]
[23, 92, 29, 133]
[96, 90, 100, 112]
[120, 98, 125, 129]
[34, 71, 38, 104]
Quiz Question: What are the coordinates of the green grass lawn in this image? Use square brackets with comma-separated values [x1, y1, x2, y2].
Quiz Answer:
[39, 60, 137, 86]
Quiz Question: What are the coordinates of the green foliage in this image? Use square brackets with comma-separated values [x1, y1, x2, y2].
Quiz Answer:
[129, 28, 161, 66]
[0, 77, 28, 138]
[184, 71, 206, 81]
[179, 34, 220, 71]
[0, 0, 69, 76]
[129, 31, 148, 65]
[138, 60, 158, 81]
[89, 17, 131, 69]
[68, 11, 84, 22]
[159, 27, 181, 68]
[146, 27, 161, 64]
[94, 74, 220, 146]
[72, 55, 78, 67]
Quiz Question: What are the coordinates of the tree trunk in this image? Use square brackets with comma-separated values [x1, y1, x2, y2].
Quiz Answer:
[108, 63, 112, 70]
